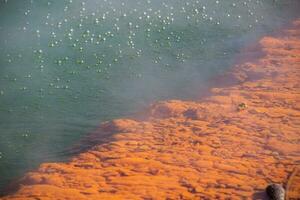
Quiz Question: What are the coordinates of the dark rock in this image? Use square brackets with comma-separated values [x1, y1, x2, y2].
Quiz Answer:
[266, 184, 285, 200]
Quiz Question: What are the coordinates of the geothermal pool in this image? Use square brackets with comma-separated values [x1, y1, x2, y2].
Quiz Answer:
[0, 0, 299, 192]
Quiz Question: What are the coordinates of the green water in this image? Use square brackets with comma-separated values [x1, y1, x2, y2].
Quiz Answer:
[0, 0, 299, 192]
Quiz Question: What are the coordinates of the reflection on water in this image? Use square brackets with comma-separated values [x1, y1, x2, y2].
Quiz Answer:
[0, 0, 299, 191]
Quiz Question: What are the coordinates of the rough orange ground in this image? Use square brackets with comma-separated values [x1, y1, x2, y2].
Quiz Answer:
[1, 20, 300, 200]
[286, 167, 300, 200]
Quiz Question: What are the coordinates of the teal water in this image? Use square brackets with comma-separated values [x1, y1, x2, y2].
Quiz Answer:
[0, 0, 300, 192]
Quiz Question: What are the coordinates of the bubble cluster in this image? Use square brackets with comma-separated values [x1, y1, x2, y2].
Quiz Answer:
[3, 0, 265, 82]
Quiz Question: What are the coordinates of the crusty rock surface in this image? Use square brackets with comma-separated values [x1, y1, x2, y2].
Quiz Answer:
[1, 20, 300, 200]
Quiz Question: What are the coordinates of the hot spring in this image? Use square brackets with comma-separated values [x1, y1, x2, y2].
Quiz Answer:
[0, 0, 299, 191]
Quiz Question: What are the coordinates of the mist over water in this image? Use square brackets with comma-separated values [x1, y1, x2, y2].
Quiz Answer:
[0, 0, 299, 191]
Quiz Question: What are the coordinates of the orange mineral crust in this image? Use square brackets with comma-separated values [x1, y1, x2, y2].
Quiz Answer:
[1, 21, 300, 200]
